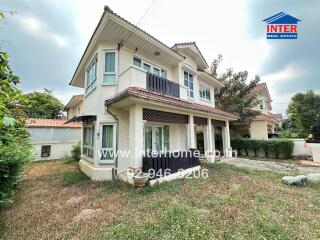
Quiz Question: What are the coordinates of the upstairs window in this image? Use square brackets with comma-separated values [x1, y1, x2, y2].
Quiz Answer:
[133, 57, 141, 67]
[184, 71, 194, 98]
[104, 51, 117, 85]
[199, 85, 211, 101]
[133, 56, 167, 79]
[86, 58, 97, 93]
[161, 69, 167, 79]
[258, 99, 264, 110]
[143, 63, 151, 72]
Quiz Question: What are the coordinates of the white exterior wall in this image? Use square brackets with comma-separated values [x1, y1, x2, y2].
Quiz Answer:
[78, 41, 230, 180]
[28, 127, 81, 161]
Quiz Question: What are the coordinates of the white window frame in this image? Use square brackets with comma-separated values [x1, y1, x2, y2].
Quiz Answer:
[85, 55, 98, 94]
[99, 123, 117, 163]
[132, 55, 167, 78]
[103, 50, 118, 85]
[82, 124, 95, 159]
[199, 84, 211, 102]
[184, 71, 194, 99]
[258, 98, 265, 110]
[143, 124, 170, 153]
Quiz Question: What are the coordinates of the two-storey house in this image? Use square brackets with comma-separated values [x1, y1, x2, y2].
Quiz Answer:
[232, 83, 280, 140]
[67, 6, 238, 181]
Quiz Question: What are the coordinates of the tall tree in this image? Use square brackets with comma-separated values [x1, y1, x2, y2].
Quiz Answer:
[210, 56, 260, 122]
[24, 89, 64, 119]
[287, 90, 320, 137]
[0, 48, 32, 207]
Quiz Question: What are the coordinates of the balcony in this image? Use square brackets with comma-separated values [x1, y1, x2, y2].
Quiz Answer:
[118, 66, 183, 99]
[146, 72, 180, 98]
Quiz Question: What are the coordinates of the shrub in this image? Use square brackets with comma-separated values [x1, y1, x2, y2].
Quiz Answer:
[231, 138, 294, 159]
[0, 139, 32, 207]
[71, 143, 81, 161]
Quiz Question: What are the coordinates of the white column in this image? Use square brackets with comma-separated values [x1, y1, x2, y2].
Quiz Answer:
[206, 118, 215, 162]
[188, 114, 196, 149]
[223, 121, 232, 158]
[129, 104, 143, 168]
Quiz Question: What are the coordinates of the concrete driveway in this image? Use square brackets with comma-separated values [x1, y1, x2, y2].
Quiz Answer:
[220, 158, 320, 175]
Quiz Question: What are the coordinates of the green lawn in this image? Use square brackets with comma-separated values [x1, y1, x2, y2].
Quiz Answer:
[1, 160, 320, 239]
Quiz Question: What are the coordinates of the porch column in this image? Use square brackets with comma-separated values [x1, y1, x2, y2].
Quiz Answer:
[129, 104, 143, 169]
[223, 120, 232, 158]
[188, 114, 196, 149]
[206, 118, 215, 162]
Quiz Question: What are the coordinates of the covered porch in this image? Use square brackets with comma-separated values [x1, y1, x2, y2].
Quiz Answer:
[106, 88, 238, 176]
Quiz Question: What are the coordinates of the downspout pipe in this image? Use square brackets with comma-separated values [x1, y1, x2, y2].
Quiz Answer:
[106, 107, 119, 181]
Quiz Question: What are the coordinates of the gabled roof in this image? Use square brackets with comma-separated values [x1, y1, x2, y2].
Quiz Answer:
[271, 113, 283, 121]
[263, 12, 301, 24]
[63, 94, 84, 111]
[171, 42, 209, 71]
[70, 6, 185, 88]
[26, 118, 81, 128]
[105, 87, 239, 120]
[254, 113, 280, 124]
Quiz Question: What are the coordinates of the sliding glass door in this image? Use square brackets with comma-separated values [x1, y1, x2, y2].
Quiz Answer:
[144, 125, 169, 153]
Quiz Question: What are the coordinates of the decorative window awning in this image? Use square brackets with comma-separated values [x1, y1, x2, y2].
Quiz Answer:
[143, 109, 188, 124]
[64, 115, 96, 124]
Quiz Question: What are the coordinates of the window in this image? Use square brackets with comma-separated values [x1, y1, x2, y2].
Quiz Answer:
[41, 145, 51, 157]
[133, 56, 167, 79]
[161, 69, 167, 79]
[83, 125, 94, 158]
[133, 57, 141, 67]
[143, 63, 151, 72]
[199, 85, 211, 101]
[104, 51, 117, 84]
[258, 99, 264, 110]
[153, 67, 160, 76]
[184, 71, 194, 98]
[101, 124, 116, 161]
[144, 125, 170, 153]
[86, 58, 97, 93]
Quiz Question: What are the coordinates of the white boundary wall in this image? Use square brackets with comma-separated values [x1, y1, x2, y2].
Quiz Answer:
[28, 127, 81, 161]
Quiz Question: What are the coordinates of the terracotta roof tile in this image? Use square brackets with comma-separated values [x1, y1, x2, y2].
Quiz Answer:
[254, 113, 280, 123]
[105, 87, 239, 120]
[26, 118, 81, 128]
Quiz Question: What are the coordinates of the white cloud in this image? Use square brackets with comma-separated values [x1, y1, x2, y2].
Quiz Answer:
[19, 15, 69, 47]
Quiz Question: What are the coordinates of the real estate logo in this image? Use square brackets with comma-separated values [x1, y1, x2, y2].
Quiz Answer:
[263, 12, 301, 39]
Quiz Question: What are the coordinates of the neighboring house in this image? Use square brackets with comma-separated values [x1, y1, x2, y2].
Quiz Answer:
[68, 6, 238, 181]
[232, 83, 280, 140]
[26, 118, 81, 161]
[63, 94, 84, 120]
[271, 113, 283, 128]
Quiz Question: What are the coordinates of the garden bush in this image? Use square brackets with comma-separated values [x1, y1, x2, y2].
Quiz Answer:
[71, 143, 81, 161]
[231, 138, 294, 159]
[0, 137, 32, 207]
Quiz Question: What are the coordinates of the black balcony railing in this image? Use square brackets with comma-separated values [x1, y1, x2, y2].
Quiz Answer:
[142, 150, 200, 180]
[146, 72, 180, 98]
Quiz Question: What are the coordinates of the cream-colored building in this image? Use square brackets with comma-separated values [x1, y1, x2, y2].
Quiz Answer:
[232, 83, 280, 140]
[68, 6, 238, 181]
[63, 94, 84, 120]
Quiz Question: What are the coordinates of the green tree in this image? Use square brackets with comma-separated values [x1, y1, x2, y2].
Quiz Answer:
[287, 90, 320, 137]
[210, 56, 260, 122]
[25, 89, 64, 119]
[0, 49, 32, 207]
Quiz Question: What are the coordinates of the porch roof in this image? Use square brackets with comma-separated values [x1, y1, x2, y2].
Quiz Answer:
[105, 87, 239, 121]
[254, 113, 280, 124]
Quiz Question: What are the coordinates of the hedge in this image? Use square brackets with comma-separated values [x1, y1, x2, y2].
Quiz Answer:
[231, 138, 294, 159]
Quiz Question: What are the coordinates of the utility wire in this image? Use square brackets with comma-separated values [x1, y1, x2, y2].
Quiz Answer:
[120, 0, 158, 47]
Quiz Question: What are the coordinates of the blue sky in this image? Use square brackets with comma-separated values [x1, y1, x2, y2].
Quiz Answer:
[1, 0, 319, 115]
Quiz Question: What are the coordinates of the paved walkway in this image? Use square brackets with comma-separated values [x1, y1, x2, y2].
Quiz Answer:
[220, 158, 320, 175]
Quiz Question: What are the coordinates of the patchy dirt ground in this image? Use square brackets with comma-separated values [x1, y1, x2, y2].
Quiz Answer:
[1, 160, 320, 240]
